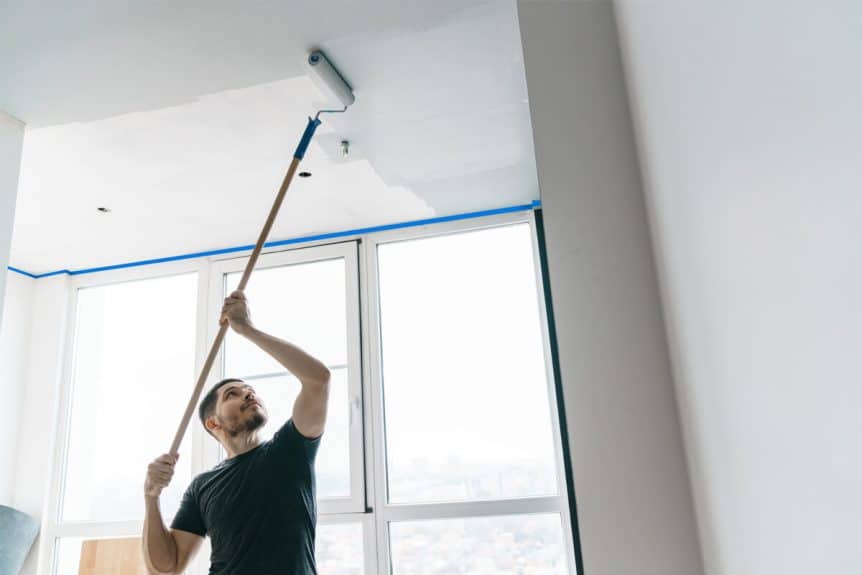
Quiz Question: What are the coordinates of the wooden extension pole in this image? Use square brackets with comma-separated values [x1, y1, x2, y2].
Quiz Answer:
[169, 116, 321, 455]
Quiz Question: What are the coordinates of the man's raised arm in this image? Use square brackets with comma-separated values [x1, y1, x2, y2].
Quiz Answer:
[221, 290, 331, 438]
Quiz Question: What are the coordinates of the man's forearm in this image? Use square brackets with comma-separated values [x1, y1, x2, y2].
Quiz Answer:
[238, 325, 330, 384]
[143, 497, 177, 574]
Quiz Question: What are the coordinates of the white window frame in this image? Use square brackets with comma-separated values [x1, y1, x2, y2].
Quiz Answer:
[39, 258, 209, 575]
[205, 241, 366, 515]
[360, 210, 577, 574]
[41, 207, 576, 575]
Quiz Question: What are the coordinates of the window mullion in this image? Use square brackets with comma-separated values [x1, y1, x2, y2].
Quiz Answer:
[381, 496, 564, 523]
[53, 520, 143, 539]
[193, 259, 215, 474]
[39, 281, 80, 574]
[364, 234, 392, 575]
[234, 364, 348, 382]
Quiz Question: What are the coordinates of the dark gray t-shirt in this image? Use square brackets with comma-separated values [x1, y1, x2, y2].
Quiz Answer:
[171, 419, 321, 574]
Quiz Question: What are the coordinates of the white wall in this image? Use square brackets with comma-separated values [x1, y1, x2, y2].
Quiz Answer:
[615, 1, 862, 574]
[0, 111, 25, 505]
[0, 272, 35, 504]
[10, 275, 72, 575]
[0, 111, 23, 323]
[518, 2, 703, 575]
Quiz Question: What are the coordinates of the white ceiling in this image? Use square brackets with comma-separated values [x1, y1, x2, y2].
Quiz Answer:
[1, 0, 537, 274]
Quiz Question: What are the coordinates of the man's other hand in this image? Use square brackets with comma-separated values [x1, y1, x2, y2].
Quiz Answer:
[145, 453, 178, 499]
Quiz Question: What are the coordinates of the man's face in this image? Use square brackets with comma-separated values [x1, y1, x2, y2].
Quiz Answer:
[212, 382, 268, 437]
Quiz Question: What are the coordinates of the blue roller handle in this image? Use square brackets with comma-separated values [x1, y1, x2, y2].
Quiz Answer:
[294, 117, 322, 159]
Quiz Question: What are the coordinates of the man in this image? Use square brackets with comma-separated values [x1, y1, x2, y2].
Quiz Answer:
[143, 290, 331, 574]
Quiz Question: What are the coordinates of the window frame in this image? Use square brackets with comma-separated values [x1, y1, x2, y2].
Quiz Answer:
[206, 241, 366, 515]
[360, 210, 577, 574]
[41, 207, 577, 575]
[40, 258, 209, 574]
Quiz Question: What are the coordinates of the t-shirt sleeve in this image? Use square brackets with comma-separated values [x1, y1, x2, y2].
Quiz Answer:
[170, 481, 207, 536]
[271, 418, 322, 464]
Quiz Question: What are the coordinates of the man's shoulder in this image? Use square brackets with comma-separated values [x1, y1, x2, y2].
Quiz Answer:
[191, 458, 238, 487]
[194, 442, 276, 480]
[274, 418, 322, 445]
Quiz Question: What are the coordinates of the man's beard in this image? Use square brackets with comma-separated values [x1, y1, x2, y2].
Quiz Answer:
[223, 410, 267, 437]
[242, 410, 267, 432]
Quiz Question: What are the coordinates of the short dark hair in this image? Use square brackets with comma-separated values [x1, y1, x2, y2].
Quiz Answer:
[199, 378, 244, 435]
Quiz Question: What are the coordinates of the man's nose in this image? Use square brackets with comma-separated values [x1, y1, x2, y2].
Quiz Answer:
[245, 390, 255, 401]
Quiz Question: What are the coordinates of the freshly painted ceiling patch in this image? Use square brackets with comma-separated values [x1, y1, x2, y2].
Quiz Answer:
[9, 1, 538, 274]
[11, 76, 435, 274]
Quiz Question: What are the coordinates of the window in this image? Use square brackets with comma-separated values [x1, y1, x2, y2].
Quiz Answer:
[372, 223, 573, 573]
[377, 225, 559, 504]
[209, 242, 365, 513]
[46, 212, 576, 574]
[48, 270, 199, 573]
[315, 521, 366, 573]
[389, 514, 568, 574]
[62, 273, 198, 522]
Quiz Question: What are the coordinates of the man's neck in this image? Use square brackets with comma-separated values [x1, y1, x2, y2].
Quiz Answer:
[221, 432, 262, 459]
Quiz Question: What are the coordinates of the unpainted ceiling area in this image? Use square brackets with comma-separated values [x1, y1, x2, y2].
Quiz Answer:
[1, 0, 537, 274]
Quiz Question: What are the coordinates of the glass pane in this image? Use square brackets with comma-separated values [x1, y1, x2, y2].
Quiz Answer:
[62, 274, 196, 522]
[377, 224, 559, 504]
[389, 514, 568, 574]
[54, 538, 83, 575]
[55, 537, 145, 575]
[317, 522, 364, 574]
[217, 369, 351, 498]
[224, 258, 347, 376]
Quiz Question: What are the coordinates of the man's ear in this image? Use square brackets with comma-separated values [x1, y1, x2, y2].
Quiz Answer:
[205, 417, 220, 433]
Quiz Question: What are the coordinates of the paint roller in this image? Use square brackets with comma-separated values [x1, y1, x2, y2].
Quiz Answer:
[168, 50, 355, 455]
[308, 50, 355, 109]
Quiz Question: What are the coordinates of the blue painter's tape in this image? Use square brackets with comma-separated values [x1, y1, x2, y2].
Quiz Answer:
[262, 202, 541, 249]
[34, 270, 72, 278]
[293, 117, 322, 160]
[7, 266, 38, 279]
[66, 244, 257, 276]
[7, 200, 542, 278]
